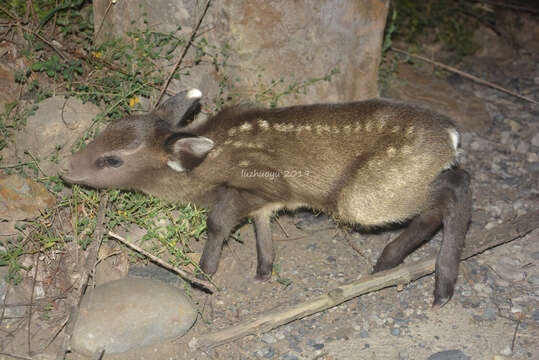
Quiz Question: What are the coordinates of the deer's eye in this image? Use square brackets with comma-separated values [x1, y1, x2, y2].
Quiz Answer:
[96, 156, 123, 169]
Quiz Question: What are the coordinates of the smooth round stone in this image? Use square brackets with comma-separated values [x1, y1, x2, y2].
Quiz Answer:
[71, 278, 197, 355]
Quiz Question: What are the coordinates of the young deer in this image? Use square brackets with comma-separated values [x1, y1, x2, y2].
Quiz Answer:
[61, 90, 471, 307]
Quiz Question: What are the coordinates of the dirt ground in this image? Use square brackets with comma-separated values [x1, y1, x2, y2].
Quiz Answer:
[1, 6, 539, 360]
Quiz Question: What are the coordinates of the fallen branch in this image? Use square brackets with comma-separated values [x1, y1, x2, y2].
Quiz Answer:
[192, 210, 539, 350]
[107, 231, 216, 293]
[391, 47, 538, 105]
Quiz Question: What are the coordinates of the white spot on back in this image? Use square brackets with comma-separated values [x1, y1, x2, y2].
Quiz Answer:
[238, 160, 250, 167]
[365, 121, 373, 132]
[228, 127, 237, 136]
[344, 125, 352, 134]
[391, 125, 400, 133]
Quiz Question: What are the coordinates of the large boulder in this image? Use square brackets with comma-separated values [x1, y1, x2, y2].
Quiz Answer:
[93, 0, 389, 105]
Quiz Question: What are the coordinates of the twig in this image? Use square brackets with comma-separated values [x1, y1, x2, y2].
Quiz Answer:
[511, 317, 520, 352]
[94, 0, 115, 40]
[191, 210, 539, 349]
[0, 352, 34, 360]
[481, 0, 539, 14]
[107, 231, 216, 293]
[274, 217, 289, 238]
[154, 0, 212, 108]
[27, 256, 39, 356]
[391, 47, 538, 105]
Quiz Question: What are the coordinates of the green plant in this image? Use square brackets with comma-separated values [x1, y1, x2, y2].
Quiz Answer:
[388, 0, 491, 61]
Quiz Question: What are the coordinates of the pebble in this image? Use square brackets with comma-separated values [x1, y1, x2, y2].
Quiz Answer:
[258, 347, 274, 358]
[482, 305, 497, 321]
[532, 309, 539, 321]
[71, 278, 197, 355]
[530, 251, 539, 261]
[500, 345, 513, 356]
[262, 334, 276, 344]
[391, 327, 401, 336]
[526, 273, 539, 286]
[281, 355, 299, 360]
[427, 349, 470, 360]
[359, 330, 369, 338]
[531, 132, 539, 147]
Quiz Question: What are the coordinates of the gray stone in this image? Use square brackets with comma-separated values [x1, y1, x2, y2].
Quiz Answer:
[500, 345, 513, 356]
[491, 258, 525, 282]
[71, 278, 197, 355]
[531, 132, 539, 147]
[527, 273, 539, 286]
[261, 334, 276, 344]
[14, 96, 100, 176]
[482, 305, 497, 321]
[93, 0, 388, 105]
[391, 327, 401, 336]
[427, 350, 470, 360]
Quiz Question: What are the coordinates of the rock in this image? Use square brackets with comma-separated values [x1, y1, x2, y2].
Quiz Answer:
[427, 349, 470, 360]
[500, 345, 512, 356]
[93, 0, 388, 105]
[531, 132, 539, 147]
[71, 278, 197, 355]
[527, 273, 539, 286]
[491, 258, 525, 282]
[14, 96, 100, 176]
[261, 334, 276, 344]
[0, 174, 56, 220]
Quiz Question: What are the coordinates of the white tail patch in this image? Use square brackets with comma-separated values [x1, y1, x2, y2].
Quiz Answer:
[186, 88, 202, 99]
[448, 128, 459, 151]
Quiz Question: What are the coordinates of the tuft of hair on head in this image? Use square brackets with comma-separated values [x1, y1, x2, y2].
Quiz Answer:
[187, 88, 202, 99]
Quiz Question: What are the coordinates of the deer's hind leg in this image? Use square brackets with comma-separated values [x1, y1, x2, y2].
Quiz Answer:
[373, 168, 472, 307]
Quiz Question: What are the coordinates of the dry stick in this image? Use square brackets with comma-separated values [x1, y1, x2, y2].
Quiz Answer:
[482, 0, 539, 14]
[192, 210, 539, 350]
[107, 231, 216, 293]
[154, 0, 212, 108]
[391, 47, 538, 105]
[55, 194, 109, 360]
[0, 352, 34, 360]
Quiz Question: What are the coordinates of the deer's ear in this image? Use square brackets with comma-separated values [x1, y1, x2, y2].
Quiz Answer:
[165, 135, 214, 172]
[155, 89, 202, 129]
